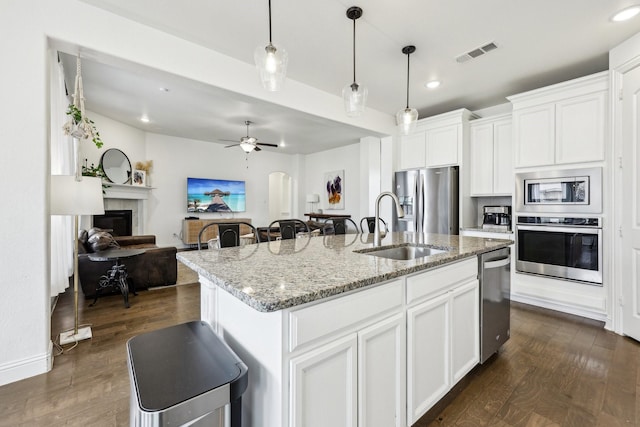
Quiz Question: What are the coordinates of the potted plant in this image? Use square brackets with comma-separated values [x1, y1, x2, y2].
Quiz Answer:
[63, 104, 104, 148]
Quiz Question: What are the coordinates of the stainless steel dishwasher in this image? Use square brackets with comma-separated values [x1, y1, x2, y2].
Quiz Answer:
[479, 247, 511, 363]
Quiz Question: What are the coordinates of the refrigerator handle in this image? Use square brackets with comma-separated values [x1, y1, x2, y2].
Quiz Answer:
[419, 174, 425, 232]
[414, 174, 420, 233]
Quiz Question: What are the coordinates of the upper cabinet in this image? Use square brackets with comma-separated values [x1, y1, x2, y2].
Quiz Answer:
[398, 109, 477, 170]
[508, 72, 608, 168]
[469, 114, 513, 196]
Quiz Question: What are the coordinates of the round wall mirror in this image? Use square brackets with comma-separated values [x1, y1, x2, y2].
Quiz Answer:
[100, 148, 131, 184]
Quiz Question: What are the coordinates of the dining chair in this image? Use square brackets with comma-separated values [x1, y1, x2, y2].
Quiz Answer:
[360, 216, 388, 234]
[197, 221, 258, 250]
[322, 217, 359, 235]
[266, 219, 310, 241]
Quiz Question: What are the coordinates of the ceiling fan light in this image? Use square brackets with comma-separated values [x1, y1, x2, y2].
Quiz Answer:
[342, 82, 368, 117]
[240, 141, 255, 153]
[255, 43, 288, 91]
[396, 107, 418, 135]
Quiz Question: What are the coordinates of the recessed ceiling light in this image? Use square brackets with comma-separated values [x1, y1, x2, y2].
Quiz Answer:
[140, 116, 150, 123]
[612, 5, 640, 22]
[159, 87, 170, 92]
[426, 80, 441, 89]
[279, 141, 286, 147]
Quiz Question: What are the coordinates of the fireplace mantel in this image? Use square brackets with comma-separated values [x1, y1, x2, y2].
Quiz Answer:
[103, 183, 153, 200]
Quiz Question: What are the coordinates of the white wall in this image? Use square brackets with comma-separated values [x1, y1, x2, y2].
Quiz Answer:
[80, 111, 146, 171]
[144, 133, 299, 247]
[0, 0, 394, 386]
[303, 143, 362, 221]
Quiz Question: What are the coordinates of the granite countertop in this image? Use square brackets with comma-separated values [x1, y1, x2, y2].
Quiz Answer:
[177, 232, 512, 313]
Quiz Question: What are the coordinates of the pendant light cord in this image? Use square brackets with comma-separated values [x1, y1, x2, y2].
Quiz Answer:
[406, 52, 410, 109]
[352, 18, 356, 84]
[268, 0, 273, 43]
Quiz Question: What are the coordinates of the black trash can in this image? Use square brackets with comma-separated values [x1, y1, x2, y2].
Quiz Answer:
[127, 321, 248, 427]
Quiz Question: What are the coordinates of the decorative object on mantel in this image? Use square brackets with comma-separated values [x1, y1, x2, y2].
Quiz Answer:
[396, 45, 419, 135]
[100, 148, 132, 184]
[62, 56, 104, 181]
[132, 170, 146, 187]
[324, 170, 345, 210]
[134, 160, 153, 187]
[82, 159, 108, 194]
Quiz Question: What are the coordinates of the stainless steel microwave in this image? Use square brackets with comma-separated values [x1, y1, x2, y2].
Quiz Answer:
[515, 167, 602, 214]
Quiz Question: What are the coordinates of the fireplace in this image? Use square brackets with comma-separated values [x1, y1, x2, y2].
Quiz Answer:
[93, 210, 133, 236]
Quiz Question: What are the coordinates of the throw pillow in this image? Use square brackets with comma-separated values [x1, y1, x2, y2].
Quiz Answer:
[88, 227, 113, 237]
[87, 231, 120, 252]
[78, 229, 89, 253]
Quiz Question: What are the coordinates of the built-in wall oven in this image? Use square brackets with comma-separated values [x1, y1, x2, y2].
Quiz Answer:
[516, 216, 602, 285]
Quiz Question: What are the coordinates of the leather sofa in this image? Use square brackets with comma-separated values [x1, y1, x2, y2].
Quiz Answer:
[77, 234, 177, 298]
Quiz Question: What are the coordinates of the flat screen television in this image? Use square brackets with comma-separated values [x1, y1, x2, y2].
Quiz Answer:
[187, 177, 246, 213]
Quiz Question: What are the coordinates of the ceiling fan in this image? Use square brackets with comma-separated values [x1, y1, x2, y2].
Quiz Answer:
[221, 121, 279, 153]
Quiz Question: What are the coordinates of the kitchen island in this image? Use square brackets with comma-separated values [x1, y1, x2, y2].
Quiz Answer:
[177, 232, 512, 427]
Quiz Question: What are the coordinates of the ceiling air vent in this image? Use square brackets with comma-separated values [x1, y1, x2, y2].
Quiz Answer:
[455, 41, 498, 63]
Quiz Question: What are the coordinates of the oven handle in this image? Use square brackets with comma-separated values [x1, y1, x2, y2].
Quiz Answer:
[516, 225, 601, 234]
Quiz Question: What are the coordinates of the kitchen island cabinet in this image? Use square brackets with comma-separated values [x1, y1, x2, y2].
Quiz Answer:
[178, 233, 511, 427]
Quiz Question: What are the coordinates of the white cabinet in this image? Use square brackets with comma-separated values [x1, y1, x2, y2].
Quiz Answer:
[469, 115, 513, 196]
[358, 314, 405, 427]
[290, 312, 405, 427]
[405, 258, 479, 425]
[451, 280, 480, 382]
[398, 109, 476, 170]
[555, 91, 607, 164]
[290, 334, 358, 427]
[508, 72, 607, 168]
[399, 132, 426, 169]
[407, 291, 450, 423]
[426, 124, 459, 167]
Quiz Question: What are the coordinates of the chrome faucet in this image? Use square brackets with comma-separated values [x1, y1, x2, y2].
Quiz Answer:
[374, 191, 405, 247]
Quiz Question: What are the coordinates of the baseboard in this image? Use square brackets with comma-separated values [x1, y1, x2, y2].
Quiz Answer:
[510, 293, 607, 323]
[0, 347, 52, 387]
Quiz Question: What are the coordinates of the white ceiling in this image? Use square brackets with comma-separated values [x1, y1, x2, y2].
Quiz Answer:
[68, 0, 640, 154]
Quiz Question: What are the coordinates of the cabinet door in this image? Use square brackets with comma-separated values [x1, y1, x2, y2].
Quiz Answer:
[290, 334, 357, 427]
[358, 314, 405, 427]
[426, 125, 459, 167]
[493, 119, 513, 195]
[451, 280, 479, 383]
[399, 132, 426, 170]
[555, 91, 606, 164]
[513, 104, 555, 167]
[469, 123, 495, 196]
[407, 292, 450, 424]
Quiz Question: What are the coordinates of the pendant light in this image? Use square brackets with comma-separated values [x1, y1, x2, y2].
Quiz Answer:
[396, 45, 418, 135]
[254, 0, 288, 91]
[342, 6, 367, 117]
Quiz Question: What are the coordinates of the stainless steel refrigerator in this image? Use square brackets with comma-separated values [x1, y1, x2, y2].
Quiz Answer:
[393, 166, 459, 234]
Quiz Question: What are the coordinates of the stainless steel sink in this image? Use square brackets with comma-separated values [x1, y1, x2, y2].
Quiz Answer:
[361, 245, 448, 261]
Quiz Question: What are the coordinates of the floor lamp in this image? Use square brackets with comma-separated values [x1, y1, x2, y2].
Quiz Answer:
[51, 175, 104, 345]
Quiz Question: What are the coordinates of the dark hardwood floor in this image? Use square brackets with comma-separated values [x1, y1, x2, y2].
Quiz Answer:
[0, 283, 200, 426]
[0, 284, 638, 427]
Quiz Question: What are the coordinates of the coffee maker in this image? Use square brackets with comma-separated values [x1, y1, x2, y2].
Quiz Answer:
[482, 206, 511, 231]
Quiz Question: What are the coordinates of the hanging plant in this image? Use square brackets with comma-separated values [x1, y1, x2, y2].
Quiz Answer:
[62, 56, 104, 148]
[63, 104, 103, 148]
